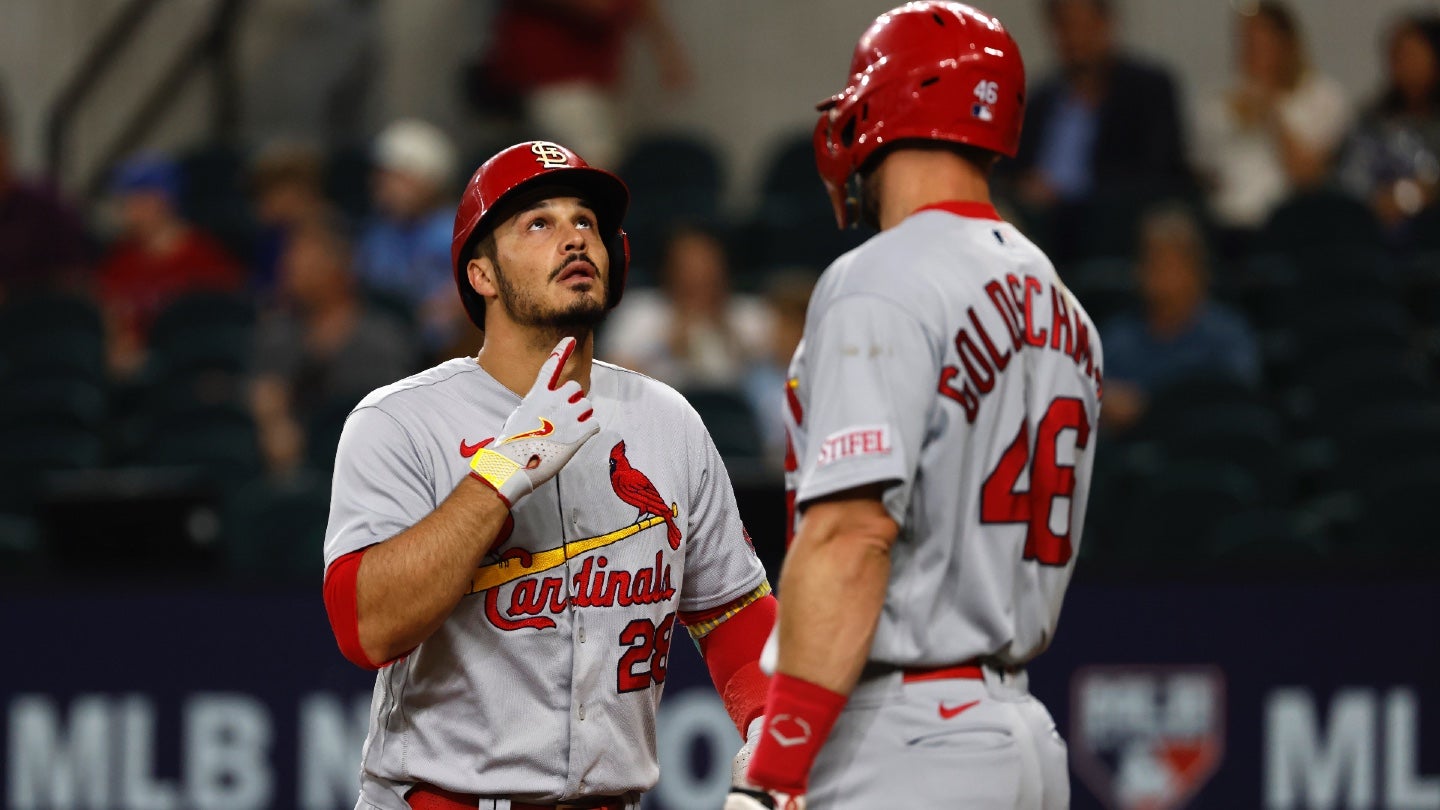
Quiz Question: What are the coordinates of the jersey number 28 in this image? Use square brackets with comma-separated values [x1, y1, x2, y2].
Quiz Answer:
[616, 612, 676, 692]
[980, 397, 1090, 566]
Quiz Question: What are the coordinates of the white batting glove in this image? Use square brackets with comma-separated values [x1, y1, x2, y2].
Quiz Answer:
[724, 718, 806, 810]
[469, 337, 600, 507]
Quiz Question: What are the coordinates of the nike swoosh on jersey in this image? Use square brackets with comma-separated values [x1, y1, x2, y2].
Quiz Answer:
[938, 700, 980, 720]
[503, 418, 555, 443]
[459, 437, 495, 458]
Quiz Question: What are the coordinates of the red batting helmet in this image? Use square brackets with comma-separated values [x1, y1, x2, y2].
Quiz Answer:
[814, 2, 1026, 228]
[451, 141, 630, 329]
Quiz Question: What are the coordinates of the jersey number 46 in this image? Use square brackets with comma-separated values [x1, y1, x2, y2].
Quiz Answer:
[980, 397, 1091, 566]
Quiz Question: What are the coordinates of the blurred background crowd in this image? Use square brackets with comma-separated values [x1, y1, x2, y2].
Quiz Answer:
[2, 0, 1440, 582]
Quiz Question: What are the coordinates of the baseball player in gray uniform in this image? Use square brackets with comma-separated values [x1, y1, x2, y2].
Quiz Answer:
[729, 4, 1102, 809]
[321, 141, 778, 810]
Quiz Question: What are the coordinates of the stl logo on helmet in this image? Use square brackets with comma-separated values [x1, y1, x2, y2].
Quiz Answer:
[531, 142, 570, 169]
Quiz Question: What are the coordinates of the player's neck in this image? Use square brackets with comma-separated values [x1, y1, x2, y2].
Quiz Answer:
[476, 323, 595, 397]
[873, 150, 993, 231]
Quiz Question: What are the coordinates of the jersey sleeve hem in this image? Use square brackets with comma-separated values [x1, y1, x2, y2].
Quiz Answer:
[680, 580, 772, 639]
[795, 471, 904, 511]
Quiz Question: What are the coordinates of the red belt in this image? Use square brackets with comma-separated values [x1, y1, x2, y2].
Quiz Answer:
[407, 784, 629, 810]
[901, 659, 985, 684]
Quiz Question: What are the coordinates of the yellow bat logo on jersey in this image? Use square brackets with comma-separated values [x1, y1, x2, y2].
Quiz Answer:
[468, 503, 677, 594]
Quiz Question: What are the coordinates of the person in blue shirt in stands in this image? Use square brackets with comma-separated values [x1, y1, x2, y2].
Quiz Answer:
[355, 119, 466, 357]
[1101, 204, 1261, 433]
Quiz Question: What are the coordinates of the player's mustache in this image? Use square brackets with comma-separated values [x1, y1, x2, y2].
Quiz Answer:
[549, 253, 599, 281]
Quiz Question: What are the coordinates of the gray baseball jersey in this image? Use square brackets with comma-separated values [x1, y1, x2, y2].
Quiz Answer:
[783, 202, 1103, 670]
[323, 358, 767, 809]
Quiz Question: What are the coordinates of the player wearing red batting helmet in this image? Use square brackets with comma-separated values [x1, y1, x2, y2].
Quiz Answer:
[731, 4, 1098, 809]
[322, 140, 776, 810]
[813, 0, 1025, 229]
[451, 140, 631, 331]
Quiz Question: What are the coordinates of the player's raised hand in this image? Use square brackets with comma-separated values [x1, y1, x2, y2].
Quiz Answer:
[468, 337, 600, 507]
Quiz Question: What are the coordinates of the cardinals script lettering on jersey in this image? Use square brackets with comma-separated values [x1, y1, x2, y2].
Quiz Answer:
[484, 550, 676, 631]
[938, 272, 1102, 423]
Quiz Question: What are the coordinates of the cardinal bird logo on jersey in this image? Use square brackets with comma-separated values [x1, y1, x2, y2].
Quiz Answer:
[609, 440, 682, 550]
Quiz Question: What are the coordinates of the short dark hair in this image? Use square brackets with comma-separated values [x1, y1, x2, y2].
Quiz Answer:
[471, 231, 498, 266]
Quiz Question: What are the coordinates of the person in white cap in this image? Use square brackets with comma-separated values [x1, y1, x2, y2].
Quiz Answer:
[356, 118, 467, 355]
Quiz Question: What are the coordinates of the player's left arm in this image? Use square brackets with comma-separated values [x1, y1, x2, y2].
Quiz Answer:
[682, 584, 776, 735]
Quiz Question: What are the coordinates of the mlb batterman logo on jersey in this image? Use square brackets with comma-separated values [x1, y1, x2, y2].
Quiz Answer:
[1071, 665, 1227, 810]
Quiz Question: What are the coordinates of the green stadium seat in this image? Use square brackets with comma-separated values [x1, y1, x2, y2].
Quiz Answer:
[223, 472, 331, 580]
[681, 387, 763, 464]
[1258, 189, 1384, 254]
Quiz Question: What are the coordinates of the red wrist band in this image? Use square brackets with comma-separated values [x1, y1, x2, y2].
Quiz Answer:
[746, 673, 848, 793]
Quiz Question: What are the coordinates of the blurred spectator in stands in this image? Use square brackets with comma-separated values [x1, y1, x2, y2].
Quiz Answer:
[1006, 0, 1188, 260]
[0, 79, 91, 300]
[1101, 204, 1261, 433]
[741, 270, 815, 469]
[1338, 13, 1440, 236]
[469, 0, 691, 170]
[1195, 2, 1350, 239]
[97, 152, 243, 377]
[602, 224, 771, 388]
[248, 141, 335, 297]
[251, 215, 416, 476]
[355, 119, 464, 356]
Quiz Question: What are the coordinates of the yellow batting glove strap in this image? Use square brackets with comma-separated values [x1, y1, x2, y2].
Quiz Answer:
[470, 447, 521, 491]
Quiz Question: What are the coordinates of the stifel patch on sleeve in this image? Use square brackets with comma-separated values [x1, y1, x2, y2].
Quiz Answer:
[815, 425, 893, 467]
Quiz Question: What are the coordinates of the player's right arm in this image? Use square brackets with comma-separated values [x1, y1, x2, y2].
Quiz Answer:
[324, 338, 600, 668]
[343, 475, 514, 667]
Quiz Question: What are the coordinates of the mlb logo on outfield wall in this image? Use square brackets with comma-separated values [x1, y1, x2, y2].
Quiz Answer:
[1071, 665, 1226, 810]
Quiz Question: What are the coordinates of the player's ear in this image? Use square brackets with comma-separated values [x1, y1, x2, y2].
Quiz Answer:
[468, 256, 498, 299]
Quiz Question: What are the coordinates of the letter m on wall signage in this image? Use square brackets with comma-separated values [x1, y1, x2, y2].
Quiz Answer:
[1070, 665, 1227, 809]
